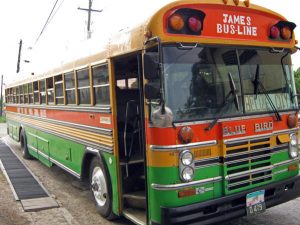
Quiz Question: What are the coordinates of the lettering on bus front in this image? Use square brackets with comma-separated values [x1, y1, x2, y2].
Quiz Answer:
[217, 13, 257, 36]
[223, 125, 246, 137]
[244, 94, 291, 113]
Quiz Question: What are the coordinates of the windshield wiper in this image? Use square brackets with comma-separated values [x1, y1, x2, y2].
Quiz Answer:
[205, 72, 239, 131]
[252, 64, 282, 121]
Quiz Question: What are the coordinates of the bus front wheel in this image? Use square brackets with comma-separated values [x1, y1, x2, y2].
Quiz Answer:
[89, 156, 116, 220]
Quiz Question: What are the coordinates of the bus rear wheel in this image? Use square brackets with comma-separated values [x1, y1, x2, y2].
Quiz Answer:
[89, 156, 116, 220]
[20, 129, 33, 159]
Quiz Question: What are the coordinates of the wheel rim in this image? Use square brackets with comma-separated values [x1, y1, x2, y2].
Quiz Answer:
[91, 166, 107, 207]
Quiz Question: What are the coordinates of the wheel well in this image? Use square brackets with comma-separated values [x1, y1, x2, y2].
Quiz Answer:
[81, 153, 97, 182]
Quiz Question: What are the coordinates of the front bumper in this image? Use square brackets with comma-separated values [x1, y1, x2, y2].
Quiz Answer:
[157, 175, 300, 225]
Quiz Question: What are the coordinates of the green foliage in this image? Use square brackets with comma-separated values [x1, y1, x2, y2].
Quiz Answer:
[294, 68, 300, 94]
[0, 116, 6, 123]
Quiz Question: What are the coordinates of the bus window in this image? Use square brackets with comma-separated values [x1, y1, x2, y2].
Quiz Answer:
[77, 68, 90, 105]
[23, 84, 28, 104]
[46, 77, 54, 104]
[33, 81, 39, 104]
[28, 83, 33, 104]
[40, 80, 46, 104]
[65, 71, 76, 105]
[92, 64, 110, 105]
[19, 85, 24, 104]
[55, 75, 64, 105]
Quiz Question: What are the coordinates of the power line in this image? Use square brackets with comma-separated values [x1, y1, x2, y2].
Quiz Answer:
[47, 0, 65, 28]
[34, 0, 60, 45]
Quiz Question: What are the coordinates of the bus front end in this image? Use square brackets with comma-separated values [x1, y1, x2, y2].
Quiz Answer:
[144, 1, 300, 224]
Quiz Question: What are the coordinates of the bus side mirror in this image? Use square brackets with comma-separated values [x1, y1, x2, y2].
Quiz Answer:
[145, 82, 160, 100]
[144, 52, 160, 80]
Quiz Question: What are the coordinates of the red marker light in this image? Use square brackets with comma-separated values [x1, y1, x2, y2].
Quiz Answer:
[270, 26, 280, 39]
[281, 26, 292, 40]
[169, 14, 184, 31]
[188, 16, 202, 33]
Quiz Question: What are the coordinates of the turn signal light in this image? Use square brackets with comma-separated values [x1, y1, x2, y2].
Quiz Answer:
[269, 21, 296, 41]
[281, 26, 292, 40]
[167, 8, 205, 35]
[287, 114, 297, 128]
[178, 126, 194, 144]
[169, 14, 185, 31]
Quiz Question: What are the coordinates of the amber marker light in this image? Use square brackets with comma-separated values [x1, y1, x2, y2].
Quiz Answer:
[244, 0, 250, 7]
[288, 164, 298, 172]
[169, 14, 185, 31]
[144, 30, 152, 39]
[223, 0, 228, 4]
[281, 26, 292, 40]
[287, 114, 297, 128]
[178, 126, 194, 144]
[233, 0, 239, 6]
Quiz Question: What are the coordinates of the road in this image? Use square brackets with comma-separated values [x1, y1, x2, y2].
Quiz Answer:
[0, 123, 300, 225]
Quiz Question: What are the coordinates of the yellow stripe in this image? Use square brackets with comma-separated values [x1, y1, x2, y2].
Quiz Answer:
[7, 114, 113, 147]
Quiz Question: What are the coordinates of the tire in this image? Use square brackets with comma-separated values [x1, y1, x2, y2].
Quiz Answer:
[89, 156, 116, 220]
[20, 129, 33, 159]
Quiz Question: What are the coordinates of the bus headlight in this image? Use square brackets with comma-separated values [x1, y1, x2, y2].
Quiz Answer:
[179, 150, 195, 182]
[181, 167, 194, 182]
[180, 150, 194, 166]
[289, 133, 299, 159]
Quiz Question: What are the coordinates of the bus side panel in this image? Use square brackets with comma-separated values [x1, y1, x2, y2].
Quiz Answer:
[7, 120, 20, 141]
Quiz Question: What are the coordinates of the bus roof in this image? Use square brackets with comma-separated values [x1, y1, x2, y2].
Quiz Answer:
[6, 0, 296, 88]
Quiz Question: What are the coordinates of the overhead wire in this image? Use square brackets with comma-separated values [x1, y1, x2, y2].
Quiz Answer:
[34, 0, 60, 46]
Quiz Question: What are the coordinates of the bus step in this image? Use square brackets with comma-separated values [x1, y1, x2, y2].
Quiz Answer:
[123, 208, 146, 225]
[123, 191, 146, 209]
[120, 158, 144, 166]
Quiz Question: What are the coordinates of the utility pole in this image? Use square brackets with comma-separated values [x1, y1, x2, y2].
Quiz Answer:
[16, 39, 22, 73]
[0, 75, 3, 117]
[78, 0, 102, 39]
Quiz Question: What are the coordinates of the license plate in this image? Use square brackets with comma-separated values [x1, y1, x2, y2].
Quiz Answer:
[246, 190, 266, 216]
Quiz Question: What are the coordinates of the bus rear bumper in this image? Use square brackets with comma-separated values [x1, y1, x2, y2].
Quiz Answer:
[156, 175, 300, 225]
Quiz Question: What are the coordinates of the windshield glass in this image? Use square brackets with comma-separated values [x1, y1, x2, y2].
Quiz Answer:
[238, 49, 297, 114]
[163, 45, 297, 122]
[163, 46, 243, 122]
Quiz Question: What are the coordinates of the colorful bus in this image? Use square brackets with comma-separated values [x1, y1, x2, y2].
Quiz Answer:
[5, 0, 300, 224]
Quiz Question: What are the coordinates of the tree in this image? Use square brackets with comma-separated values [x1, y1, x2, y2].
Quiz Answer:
[294, 67, 300, 94]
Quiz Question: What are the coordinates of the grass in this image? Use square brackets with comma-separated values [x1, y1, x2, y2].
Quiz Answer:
[0, 115, 6, 123]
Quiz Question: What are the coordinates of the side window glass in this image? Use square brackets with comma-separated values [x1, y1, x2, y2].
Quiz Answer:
[65, 72, 76, 104]
[92, 64, 110, 105]
[33, 81, 39, 104]
[77, 68, 90, 105]
[55, 75, 64, 104]
[47, 77, 54, 104]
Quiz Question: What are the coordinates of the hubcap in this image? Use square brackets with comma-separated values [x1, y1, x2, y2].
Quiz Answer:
[91, 166, 107, 207]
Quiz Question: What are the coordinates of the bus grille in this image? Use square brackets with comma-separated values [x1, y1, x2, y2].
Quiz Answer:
[224, 137, 278, 192]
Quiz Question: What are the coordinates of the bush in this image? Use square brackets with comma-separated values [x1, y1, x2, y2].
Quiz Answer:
[294, 67, 300, 94]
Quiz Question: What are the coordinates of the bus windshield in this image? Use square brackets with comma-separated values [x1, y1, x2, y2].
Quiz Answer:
[163, 45, 297, 122]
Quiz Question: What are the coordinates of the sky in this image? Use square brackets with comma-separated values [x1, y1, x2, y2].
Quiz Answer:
[0, 0, 300, 86]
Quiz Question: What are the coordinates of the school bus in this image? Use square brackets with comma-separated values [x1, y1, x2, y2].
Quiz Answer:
[5, 0, 300, 224]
